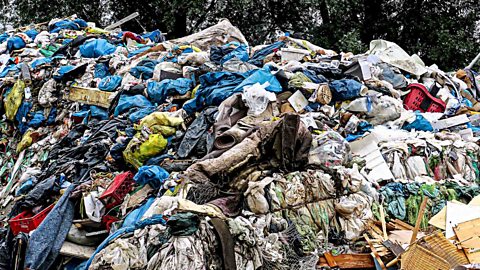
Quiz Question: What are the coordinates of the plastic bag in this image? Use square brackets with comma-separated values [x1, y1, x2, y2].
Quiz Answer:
[242, 82, 276, 115]
[114, 95, 153, 116]
[133, 165, 169, 189]
[79, 39, 116, 58]
[123, 133, 168, 169]
[5, 80, 26, 120]
[308, 131, 351, 169]
[98, 75, 122, 92]
[329, 79, 367, 101]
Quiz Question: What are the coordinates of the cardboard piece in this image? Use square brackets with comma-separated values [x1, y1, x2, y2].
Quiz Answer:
[428, 200, 464, 230]
[446, 201, 480, 239]
[431, 114, 469, 130]
[349, 134, 394, 182]
[287, 90, 309, 112]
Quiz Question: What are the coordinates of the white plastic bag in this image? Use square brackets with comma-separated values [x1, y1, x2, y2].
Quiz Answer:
[242, 82, 276, 116]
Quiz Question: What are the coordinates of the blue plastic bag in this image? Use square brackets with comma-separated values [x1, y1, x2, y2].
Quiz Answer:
[133, 165, 169, 189]
[0, 64, 19, 78]
[114, 94, 153, 116]
[147, 78, 193, 104]
[402, 111, 433, 131]
[15, 101, 33, 134]
[128, 106, 157, 123]
[98, 75, 122, 92]
[183, 71, 248, 115]
[0, 33, 8, 43]
[129, 59, 159, 80]
[53, 65, 75, 81]
[47, 107, 57, 125]
[24, 29, 39, 40]
[233, 68, 282, 93]
[90, 106, 108, 120]
[221, 43, 249, 64]
[30, 58, 52, 69]
[7, 36, 26, 52]
[142, 30, 164, 43]
[79, 39, 116, 58]
[329, 79, 365, 101]
[94, 63, 110, 78]
[28, 110, 46, 128]
[248, 41, 285, 67]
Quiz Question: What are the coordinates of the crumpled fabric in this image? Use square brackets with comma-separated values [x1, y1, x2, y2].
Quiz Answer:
[25, 184, 75, 270]
[89, 224, 167, 270]
[146, 220, 222, 270]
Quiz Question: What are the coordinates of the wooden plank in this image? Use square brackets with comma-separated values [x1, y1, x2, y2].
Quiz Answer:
[454, 217, 480, 263]
[364, 234, 387, 270]
[323, 252, 338, 268]
[392, 219, 415, 230]
[369, 223, 383, 238]
[410, 197, 428, 244]
[317, 254, 375, 269]
[105, 12, 140, 30]
[379, 204, 388, 240]
[60, 241, 96, 260]
[68, 86, 116, 108]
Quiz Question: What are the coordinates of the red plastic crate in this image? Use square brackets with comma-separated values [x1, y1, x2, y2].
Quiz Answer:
[99, 171, 134, 208]
[9, 204, 54, 235]
[403, 83, 446, 113]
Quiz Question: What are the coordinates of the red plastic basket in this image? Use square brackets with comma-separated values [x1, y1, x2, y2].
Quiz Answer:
[403, 83, 446, 113]
[99, 171, 134, 208]
[9, 204, 55, 235]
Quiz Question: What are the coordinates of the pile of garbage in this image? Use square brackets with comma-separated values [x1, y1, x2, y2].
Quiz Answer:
[1, 14, 480, 270]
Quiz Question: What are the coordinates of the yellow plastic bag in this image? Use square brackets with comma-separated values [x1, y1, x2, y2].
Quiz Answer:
[5, 80, 26, 120]
[16, 130, 33, 153]
[136, 112, 183, 136]
[123, 133, 168, 169]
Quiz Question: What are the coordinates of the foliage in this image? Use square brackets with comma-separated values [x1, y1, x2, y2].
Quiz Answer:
[0, 0, 479, 70]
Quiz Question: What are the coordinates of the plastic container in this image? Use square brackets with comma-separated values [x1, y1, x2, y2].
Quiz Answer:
[99, 171, 134, 208]
[403, 83, 446, 113]
[9, 204, 55, 235]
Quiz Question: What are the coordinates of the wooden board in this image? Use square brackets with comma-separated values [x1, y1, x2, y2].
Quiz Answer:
[454, 217, 480, 263]
[317, 254, 375, 269]
[60, 241, 96, 260]
[68, 86, 116, 108]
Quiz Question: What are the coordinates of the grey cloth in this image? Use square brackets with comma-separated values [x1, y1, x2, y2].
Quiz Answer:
[24, 184, 75, 270]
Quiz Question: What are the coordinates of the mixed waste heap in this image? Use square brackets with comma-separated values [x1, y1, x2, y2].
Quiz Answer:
[1, 14, 480, 270]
